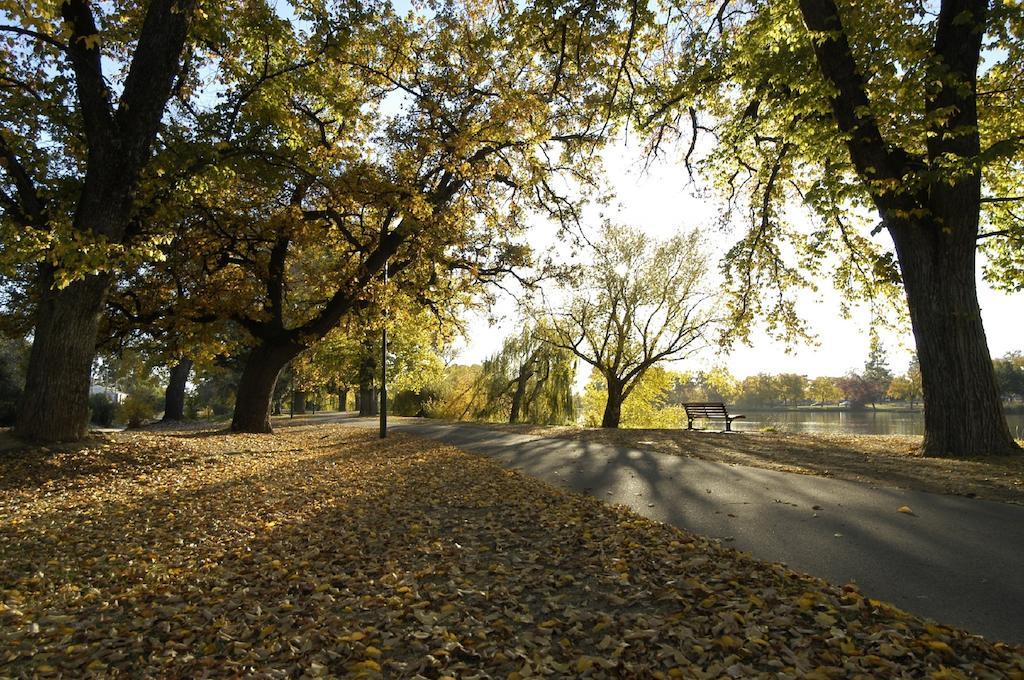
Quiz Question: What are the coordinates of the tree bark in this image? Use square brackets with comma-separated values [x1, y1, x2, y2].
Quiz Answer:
[12, 0, 197, 442]
[358, 337, 378, 417]
[230, 341, 303, 433]
[359, 382, 370, 415]
[162, 358, 192, 421]
[509, 370, 531, 424]
[521, 361, 552, 424]
[601, 379, 624, 428]
[359, 386, 378, 416]
[892, 226, 1017, 456]
[357, 346, 377, 416]
[16, 271, 110, 441]
[338, 389, 348, 411]
[291, 390, 307, 415]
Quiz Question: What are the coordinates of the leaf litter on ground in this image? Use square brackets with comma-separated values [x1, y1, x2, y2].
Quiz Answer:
[0, 423, 1021, 678]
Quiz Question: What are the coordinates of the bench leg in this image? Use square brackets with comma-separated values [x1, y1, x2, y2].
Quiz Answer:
[725, 418, 732, 432]
[687, 418, 693, 430]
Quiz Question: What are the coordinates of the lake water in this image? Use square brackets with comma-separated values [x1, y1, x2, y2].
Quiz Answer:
[724, 409, 1024, 438]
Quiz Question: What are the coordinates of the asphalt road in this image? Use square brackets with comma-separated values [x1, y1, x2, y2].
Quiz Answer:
[319, 414, 1024, 644]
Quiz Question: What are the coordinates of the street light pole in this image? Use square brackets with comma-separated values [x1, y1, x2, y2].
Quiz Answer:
[380, 307, 387, 436]
[379, 245, 388, 439]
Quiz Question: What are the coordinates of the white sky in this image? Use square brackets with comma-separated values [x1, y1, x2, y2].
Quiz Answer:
[452, 137, 1024, 382]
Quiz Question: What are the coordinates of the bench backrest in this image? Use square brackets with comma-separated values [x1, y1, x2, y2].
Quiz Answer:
[683, 402, 730, 418]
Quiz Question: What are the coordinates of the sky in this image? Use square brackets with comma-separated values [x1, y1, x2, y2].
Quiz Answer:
[451, 137, 1024, 382]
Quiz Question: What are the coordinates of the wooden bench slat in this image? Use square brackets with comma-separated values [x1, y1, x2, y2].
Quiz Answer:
[682, 402, 745, 432]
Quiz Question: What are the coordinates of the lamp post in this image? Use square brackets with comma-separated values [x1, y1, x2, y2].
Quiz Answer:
[379, 243, 388, 439]
[379, 314, 387, 438]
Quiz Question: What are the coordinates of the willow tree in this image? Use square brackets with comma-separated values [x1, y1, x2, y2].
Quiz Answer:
[477, 321, 575, 425]
[643, 0, 1022, 455]
[545, 225, 716, 428]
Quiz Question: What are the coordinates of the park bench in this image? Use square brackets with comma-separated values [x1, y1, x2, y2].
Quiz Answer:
[683, 402, 746, 432]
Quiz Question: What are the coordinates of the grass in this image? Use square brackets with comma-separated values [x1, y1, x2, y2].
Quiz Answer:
[1, 423, 1021, 677]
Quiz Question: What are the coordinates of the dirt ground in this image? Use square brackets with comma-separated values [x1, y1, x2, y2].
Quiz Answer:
[480, 424, 1024, 506]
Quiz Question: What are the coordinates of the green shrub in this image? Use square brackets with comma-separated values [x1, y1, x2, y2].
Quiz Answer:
[121, 389, 162, 428]
[0, 392, 18, 426]
[89, 393, 118, 427]
[0, 338, 26, 426]
[392, 389, 437, 417]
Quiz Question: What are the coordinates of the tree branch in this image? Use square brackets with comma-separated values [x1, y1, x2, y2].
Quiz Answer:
[980, 196, 1024, 204]
[0, 24, 66, 51]
[116, 0, 198, 159]
[60, 0, 115, 148]
[797, 0, 919, 203]
[0, 129, 46, 226]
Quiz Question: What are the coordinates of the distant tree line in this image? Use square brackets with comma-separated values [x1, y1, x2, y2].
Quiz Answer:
[5, 333, 1018, 430]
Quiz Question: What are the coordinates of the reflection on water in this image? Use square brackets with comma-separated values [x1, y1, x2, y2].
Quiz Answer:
[722, 409, 1024, 438]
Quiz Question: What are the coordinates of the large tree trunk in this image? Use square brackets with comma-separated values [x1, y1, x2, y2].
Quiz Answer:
[13, 1, 197, 443]
[601, 379, 624, 428]
[359, 386, 378, 416]
[357, 346, 377, 416]
[892, 227, 1017, 456]
[16, 271, 110, 441]
[162, 358, 192, 421]
[231, 342, 303, 433]
[509, 371, 531, 424]
[338, 389, 348, 412]
[291, 391, 307, 415]
[798, 0, 1016, 457]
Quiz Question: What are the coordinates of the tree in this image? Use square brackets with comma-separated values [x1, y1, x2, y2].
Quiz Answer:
[582, 365, 684, 428]
[907, 357, 923, 406]
[887, 376, 917, 408]
[644, 0, 1022, 455]
[699, 366, 739, 403]
[190, 364, 240, 418]
[102, 230, 241, 423]
[993, 352, 1024, 402]
[862, 338, 893, 408]
[808, 376, 842, 405]
[289, 305, 452, 417]
[736, 373, 781, 408]
[835, 372, 877, 410]
[137, 0, 634, 434]
[477, 321, 575, 425]
[0, 336, 27, 425]
[424, 364, 486, 421]
[1, 0, 200, 441]
[888, 357, 924, 407]
[94, 349, 165, 427]
[287, 328, 356, 414]
[776, 373, 806, 406]
[162, 360, 193, 421]
[664, 371, 703, 405]
[545, 224, 715, 428]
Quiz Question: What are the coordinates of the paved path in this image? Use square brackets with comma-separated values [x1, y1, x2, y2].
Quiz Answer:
[319, 415, 1024, 644]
